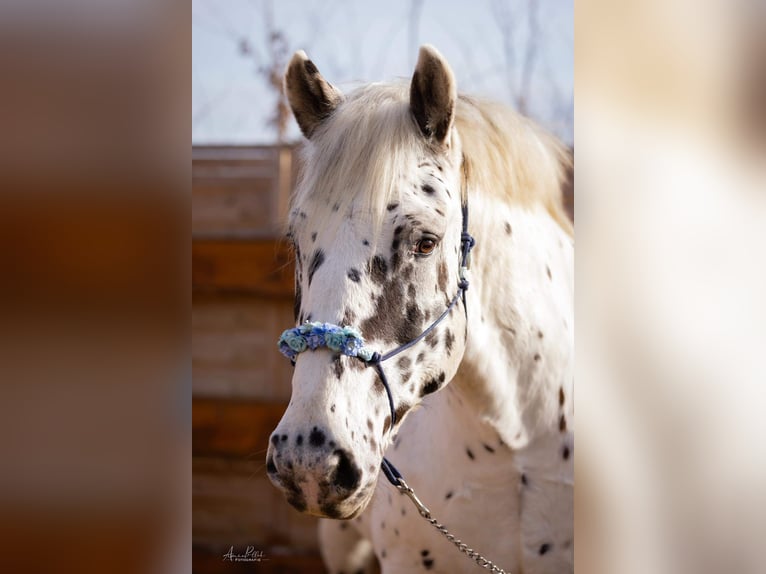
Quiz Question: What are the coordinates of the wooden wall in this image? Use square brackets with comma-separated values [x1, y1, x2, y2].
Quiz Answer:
[192, 146, 326, 573]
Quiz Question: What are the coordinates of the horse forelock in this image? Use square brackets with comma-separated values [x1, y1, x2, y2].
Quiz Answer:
[289, 83, 426, 246]
[288, 83, 572, 242]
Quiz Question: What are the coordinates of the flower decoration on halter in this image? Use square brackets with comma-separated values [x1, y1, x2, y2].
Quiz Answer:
[278, 321, 376, 363]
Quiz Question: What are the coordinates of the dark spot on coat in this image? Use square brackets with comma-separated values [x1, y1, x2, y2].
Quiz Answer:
[445, 491, 453, 500]
[405, 303, 423, 333]
[330, 404, 335, 413]
[417, 352, 425, 363]
[562, 445, 570, 460]
[398, 356, 411, 369]
[387, 202, 399, 211]
[394, 225, 405, 237]
[361, 280, 418, 345]
[296, 434, 303, 446]
[332, 355, 344, 379]
[422, 558, 434, 569]
[521, 473, 528, 485]
[559, 386, 565, 406]
[311, 231, 317, 242]
[271, 434, 279, 445]
[363, 239, 369, 246]
[534, 353, 541, 361]
[394, 403, 410, 422]
[539, 543, 551, 555]
[483, 443, 495, 453]
[421, 378, 439, 396]
[348, 268, 361, 282]
[435, 208, 444, 216]
[421, 549, 430, 557]
[437, 261, 448, 292]
[466, 448, 475, 460]
[504, 221, 512, 234]
[422, 184, 435, 194]
[308, 250, 325, 286]
[408, 284, 417, 298]
[280, 434, 288, 442]
[559, 414, 567, 432]
[425, 328, 439, 348]
[370, 255, 388, 284]
[288, 495, 307, 512]
[309, 427, 326, 447]
[390, 250, 401, 270]
[546, 265, 552, 280]
[382, 415, 391, 434]
[444, 329, 455, 354]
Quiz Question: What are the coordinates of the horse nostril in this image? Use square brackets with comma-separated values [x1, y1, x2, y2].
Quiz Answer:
[332, 449, 362, 492]
[266, 455, 278, 475]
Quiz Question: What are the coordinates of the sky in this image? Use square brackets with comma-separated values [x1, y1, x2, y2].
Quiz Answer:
[192, 0, 573, 144]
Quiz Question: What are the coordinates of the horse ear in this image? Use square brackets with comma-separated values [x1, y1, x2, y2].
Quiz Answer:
[409, 45, 457, 145]
[284, 51, 344, 139]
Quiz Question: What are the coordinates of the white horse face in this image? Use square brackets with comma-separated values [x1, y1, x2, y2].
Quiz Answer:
[267, 47, 469, 518]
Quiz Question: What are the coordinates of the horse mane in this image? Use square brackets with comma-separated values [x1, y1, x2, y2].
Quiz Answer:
[456, 95, 573, 236]
[290, 83, 572, 237]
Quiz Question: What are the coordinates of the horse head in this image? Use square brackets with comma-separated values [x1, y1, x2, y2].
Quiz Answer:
[266, 46, 472, 519]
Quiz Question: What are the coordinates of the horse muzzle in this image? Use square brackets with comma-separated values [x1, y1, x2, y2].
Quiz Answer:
[266, 430, 370, 519]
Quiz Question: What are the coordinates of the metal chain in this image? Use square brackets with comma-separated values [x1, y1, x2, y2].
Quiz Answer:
[395, 478, 509, 574]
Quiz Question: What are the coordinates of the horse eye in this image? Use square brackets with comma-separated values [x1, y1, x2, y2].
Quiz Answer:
[415, 237, 437, 255]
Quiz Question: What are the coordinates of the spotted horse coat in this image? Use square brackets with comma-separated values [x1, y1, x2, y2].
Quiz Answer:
[267, 45, 574, 574]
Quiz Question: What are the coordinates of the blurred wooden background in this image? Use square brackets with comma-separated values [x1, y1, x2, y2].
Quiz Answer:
[192, 145, 325, 573]
[191, 144, 572, 573]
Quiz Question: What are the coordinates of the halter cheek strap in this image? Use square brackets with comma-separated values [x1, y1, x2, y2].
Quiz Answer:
[277, 202, 475, 432]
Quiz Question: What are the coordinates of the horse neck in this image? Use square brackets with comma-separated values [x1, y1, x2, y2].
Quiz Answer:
[452, 192, 574, 449]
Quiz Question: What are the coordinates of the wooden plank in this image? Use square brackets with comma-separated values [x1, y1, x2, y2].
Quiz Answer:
[192, 178, 277, 238]
[193, 457, 320, 552]
[192, 239, 295, 297]
[192, 145, 298, 239]
[192, 294, 295, 400]
[193, 398, 287, 458]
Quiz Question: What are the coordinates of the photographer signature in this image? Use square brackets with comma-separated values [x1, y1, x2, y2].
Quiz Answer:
[222, 546, 267, 562]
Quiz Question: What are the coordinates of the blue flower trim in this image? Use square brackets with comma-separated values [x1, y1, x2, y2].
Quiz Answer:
[278, 321, 376, 362]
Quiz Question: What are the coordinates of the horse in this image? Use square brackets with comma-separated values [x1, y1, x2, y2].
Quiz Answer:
[266, 45, 573, 574]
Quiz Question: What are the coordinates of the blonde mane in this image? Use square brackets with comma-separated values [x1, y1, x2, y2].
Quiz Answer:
[290, 83, 572, 236]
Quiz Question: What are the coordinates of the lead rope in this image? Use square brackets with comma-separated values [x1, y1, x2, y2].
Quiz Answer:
[381, 459, 508, 573]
